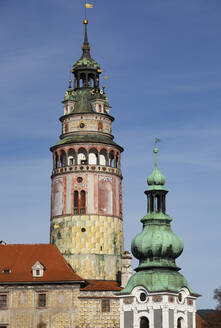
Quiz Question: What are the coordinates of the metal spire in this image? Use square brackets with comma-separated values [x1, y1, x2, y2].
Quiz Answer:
[81, 19, 91, 59]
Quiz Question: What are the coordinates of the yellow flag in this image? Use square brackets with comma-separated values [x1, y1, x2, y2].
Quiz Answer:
[85, 3, 94, 8]
[103, 75, 108, 79]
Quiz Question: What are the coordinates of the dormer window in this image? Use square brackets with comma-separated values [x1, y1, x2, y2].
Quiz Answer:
[32, 261, 45, 278]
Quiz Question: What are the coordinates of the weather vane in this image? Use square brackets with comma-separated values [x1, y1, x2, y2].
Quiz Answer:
[155, 137, 161, 147]
[84, 0, 94, 20]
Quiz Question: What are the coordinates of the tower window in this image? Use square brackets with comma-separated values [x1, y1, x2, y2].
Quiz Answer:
[101, 299, 110, 312]
[73, 190, 86, 214]
[74, 191, 79, 214]
[98, 104, 102, 112]
[80, 190, 86, 214]
[98, 121, 103, 131]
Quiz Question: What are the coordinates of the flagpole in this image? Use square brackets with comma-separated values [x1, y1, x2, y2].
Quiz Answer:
[84, 0, 87, 20]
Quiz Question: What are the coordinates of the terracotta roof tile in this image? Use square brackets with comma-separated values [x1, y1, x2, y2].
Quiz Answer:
[0, 244, 83, 283]
[196, 314, 208, 328]
[81, 280, 122, 291]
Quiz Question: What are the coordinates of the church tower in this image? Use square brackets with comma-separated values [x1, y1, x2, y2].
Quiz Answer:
[50, 19, 124, 281]
[118, 147, 199, 328]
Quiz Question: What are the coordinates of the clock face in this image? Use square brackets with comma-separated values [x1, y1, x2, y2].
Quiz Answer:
[65, 91, 68, 96]
[91, 89, 95, 95]
[72, 91, 75, 96]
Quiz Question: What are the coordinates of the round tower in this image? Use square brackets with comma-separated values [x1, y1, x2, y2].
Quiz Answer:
[50, 20, 124, 281]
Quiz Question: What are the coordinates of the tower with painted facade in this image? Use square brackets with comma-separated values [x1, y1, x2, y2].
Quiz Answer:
[50, 19, 124, 281]
[119, 147, 199, 328]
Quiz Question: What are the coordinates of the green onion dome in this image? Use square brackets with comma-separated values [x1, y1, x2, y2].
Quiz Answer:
[131, 222, 184, 270]
[147, 148, 166, 187]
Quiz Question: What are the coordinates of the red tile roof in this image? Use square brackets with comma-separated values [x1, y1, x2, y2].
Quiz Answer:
[196, 314, 208, 328]
[81, 280, 122, 291]
[0, 244, 83, 283]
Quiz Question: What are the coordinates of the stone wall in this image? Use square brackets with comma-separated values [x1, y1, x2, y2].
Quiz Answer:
[51, 214, 124, 280]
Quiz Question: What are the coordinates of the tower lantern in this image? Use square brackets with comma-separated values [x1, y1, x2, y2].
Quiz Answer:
[50, 20, 124, 281]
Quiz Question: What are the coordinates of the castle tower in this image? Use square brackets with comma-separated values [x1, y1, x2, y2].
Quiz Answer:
[50, 20, 124, 281]
[118, 147, 199, 328]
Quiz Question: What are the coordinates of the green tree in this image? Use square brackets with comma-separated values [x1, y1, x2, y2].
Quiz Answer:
[214, 287, 221, 311]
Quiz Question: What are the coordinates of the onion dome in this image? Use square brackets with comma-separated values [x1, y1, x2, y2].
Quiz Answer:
[118, 145, 198, 297]
[147, 147, 166, 190]
[131, 222, 184, 270]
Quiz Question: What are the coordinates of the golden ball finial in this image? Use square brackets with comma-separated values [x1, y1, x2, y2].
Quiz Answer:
[83, 19, 88, 24]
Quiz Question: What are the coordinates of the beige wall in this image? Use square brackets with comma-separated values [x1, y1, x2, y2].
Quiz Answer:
[0, 285, 120, 328]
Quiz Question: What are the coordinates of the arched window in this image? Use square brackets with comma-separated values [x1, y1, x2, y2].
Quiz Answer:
[150, 194, 154, 213]
[60, 150, 67, 167]
[80, 191, 86, 214]
[88, 148, 98, 165]
[100, 149, 107, 166]
[155, 194, 161, 212]
[116, 156, 119, 168]
[74, 191, 78, 215]
[78, 148, 87, 165]
[88, 73, 95, 88]
[109, 151, 114, 167]
[177, 317, 184, 328]
[55, 152, 59, 168]
[98, 104, 102, 113]
[140, 317, 149, 328]
[68, 149, 76, 166]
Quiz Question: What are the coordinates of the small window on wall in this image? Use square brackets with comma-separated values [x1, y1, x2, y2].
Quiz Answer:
[101, 299, 110, 312]
[38, 293, 46, 308]
[73, 190, 86, 215]
[0, 294, 7, 308]
[98, 104, 102, 112]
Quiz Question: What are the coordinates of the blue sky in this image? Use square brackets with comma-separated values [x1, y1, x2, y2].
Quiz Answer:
[1, 0, 221, 309]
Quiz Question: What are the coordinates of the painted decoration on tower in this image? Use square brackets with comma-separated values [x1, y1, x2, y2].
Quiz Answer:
[52, 178, 64, 216]
[98, 175, 113, 215]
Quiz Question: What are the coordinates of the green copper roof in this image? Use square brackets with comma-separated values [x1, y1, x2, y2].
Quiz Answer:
[131, 218, 184, 270]
[73, 56, 100, 71]
[119, 269, 198, 296]
[71, 89, 94, 114]
[119, 145, 198, 297]
[50, 134, 123, 152]
[72, 20, 100, 72]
